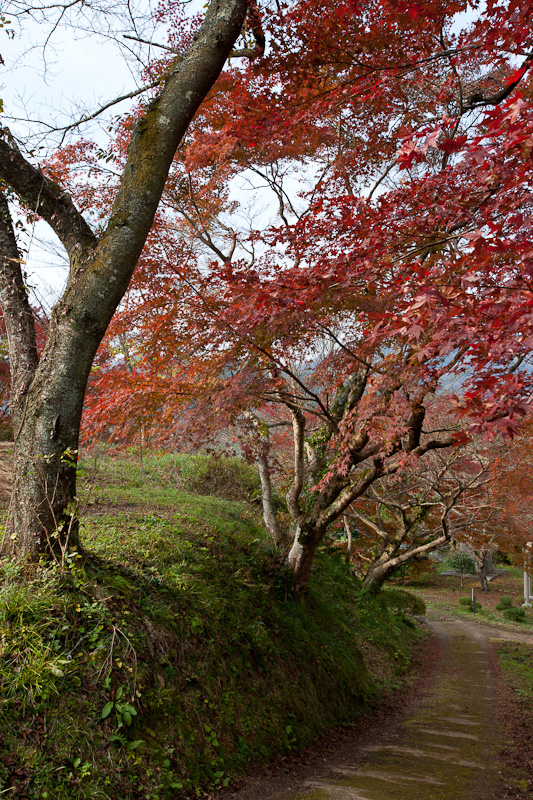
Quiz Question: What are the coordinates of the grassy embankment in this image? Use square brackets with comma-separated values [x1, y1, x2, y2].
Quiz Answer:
[0, 452, 424, 800]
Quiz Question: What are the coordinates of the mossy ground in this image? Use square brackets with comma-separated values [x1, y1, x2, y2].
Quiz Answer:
[0, 452, 423, 799]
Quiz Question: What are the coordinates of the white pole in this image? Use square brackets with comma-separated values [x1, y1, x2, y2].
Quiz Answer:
[523, 549, 532, 608]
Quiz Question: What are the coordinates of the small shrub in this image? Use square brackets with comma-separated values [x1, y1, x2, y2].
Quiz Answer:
[381, 588, 426, 617]
[445, 551, 476, 575]
[392, 558, 435, 585]
[496, 596, 514, 611]
[503, 607, 526, 623]
[174, 454, 265, 504]
[406, 557, 435, 583]
[458, 597, 482, 612]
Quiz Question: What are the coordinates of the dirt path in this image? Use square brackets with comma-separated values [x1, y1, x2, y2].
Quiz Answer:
[225, 617, 529, 800]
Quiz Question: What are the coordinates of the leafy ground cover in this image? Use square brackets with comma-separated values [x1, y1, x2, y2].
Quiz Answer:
[0, 452, 423, 799]
[492, 642, 533, 799]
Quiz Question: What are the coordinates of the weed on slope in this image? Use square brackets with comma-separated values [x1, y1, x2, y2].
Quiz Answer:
[0, 454, 423, 799]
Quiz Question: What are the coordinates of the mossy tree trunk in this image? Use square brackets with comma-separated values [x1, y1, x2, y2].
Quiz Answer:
[0, 0, 247, 558]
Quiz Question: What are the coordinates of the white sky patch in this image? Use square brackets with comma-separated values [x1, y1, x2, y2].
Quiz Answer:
[0, 0, 173, 307]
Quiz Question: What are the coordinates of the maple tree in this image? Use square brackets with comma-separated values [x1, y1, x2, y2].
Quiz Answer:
[71, 0, 533, 590]
[3, 0, 533, 591]
[75, 0, 533, 592]
[343, 443, 494, 590]
[452, 427, 533, 588]
[346, 434, 533, 590]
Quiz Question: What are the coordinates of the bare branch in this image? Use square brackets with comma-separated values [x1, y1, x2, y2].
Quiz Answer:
[59, 79, 163, 139]
[123, 34, 178, 53]
[0, 193, 39, 427]
[0, 129, 97, 264]
[465, 52, 533, 110]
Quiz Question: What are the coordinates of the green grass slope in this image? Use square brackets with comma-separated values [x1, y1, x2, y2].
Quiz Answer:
[0, 453, 424, 799]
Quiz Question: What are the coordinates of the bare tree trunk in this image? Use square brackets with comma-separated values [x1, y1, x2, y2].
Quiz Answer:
[0, 194, 83, 556]
[9, 413, 82, 557]
[478, 554, 490, 591]
[361, 561, 395, 592]
[472, 550, 491, 591]
[257, 452, 284, 544]
[287, 524, 324, 596]
[361, 532, 450, 592]
[4, 310, 101, 555]
[0, 0, 248, 557]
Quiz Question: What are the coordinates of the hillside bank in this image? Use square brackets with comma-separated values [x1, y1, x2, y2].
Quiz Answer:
[0, 452, 425, 799]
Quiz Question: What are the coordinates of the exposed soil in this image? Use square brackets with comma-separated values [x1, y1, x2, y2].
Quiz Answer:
[83, 500, 143, 516]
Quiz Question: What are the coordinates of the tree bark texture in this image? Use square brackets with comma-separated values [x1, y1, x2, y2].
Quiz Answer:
[287, 523, 325, 596]
[257, 452, 285, 544]
[360, 531, 450, 591]
[0, 0, 248, 557]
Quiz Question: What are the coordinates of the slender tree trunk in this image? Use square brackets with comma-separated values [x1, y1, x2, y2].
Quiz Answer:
[343, 514, 353, 566]
[257, 452, 284, 544]
[139, 424, 146, 481]
[478, 562, 489, 591]
[473, 550, 490, 592]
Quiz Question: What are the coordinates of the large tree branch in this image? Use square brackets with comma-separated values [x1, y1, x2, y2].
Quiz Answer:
[406, 400, 425, 451]
[381, 531, 450, 570]
[0, 131, 98, 267]
[318, 461, 381, 531]
[413, 435, 457, 457]
[351, 509, 388, 540]
[466, 52, 533, 110]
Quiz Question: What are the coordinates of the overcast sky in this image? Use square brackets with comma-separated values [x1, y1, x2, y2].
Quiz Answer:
[1, 0, 170, 309]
